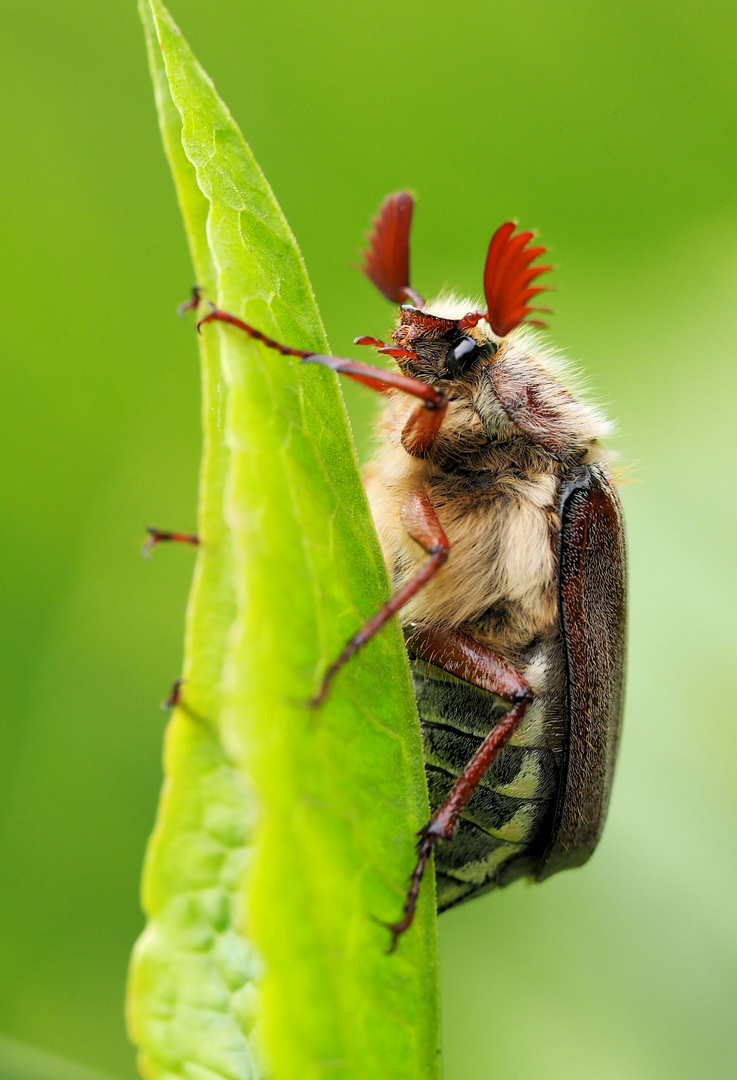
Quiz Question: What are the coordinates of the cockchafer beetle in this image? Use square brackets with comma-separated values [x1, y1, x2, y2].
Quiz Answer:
[160, 193, 626, 950]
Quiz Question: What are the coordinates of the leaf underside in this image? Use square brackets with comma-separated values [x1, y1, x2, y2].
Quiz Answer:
[128, 4, 439, 1080]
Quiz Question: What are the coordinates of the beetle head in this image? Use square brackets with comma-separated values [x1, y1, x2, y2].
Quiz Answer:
[391, 305, 496, 385]
[362, 192, 553, 356]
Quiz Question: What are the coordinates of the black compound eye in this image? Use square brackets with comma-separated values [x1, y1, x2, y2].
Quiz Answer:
[446, 335, 478, 377]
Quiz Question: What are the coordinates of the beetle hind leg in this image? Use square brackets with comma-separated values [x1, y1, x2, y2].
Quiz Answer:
[383, 624, 534, 949]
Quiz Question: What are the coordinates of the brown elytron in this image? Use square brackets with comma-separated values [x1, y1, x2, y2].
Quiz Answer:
[194, 194, 627, 949]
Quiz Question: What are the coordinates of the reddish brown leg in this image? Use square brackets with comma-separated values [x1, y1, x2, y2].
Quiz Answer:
[160, 676, 185, 711]
[196, 304, 446, 407]
[309, 491, 449, 707]
[143, 527, 200, 558]
[400, 401, 449, 457]
[352, 335, 448, 455]
[177, 285, 203, 316]
[194, 306, 453, 690]
[383, 624, 533, 952]
[159, 677, 207, 726]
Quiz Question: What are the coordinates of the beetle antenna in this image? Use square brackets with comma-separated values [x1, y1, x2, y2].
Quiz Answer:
[483, 223, 553, 337]
[361, 192, 425, 308]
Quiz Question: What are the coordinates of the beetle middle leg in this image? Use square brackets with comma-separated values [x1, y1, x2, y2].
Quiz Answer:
[309, 490, 449, 706]
[383, 624, 533, 951]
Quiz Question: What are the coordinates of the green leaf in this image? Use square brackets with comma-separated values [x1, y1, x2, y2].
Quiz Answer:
[129, 4, 440, 1080]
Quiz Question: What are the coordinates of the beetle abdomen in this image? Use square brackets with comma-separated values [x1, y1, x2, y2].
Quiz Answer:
[409, 645, 566, 912]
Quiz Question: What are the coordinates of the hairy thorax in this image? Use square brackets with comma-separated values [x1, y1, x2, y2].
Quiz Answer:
[365, 322, 613, 667]
[366, 422, 562, 663]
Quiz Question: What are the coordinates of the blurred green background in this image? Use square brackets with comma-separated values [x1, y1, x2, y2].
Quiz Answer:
[1, 1, 736, 1078]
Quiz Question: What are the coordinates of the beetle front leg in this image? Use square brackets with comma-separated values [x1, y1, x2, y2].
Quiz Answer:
[196, 303, 446, 409]
[190, 305, 453, 691]
[383, 625, 533, 951]
[400, 400, 448, 457]
[309, 490, 449, 707]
